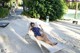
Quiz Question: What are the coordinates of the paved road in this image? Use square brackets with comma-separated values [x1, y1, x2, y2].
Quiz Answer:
[0, 19, 43, 53]
[15, 7, 23, 15]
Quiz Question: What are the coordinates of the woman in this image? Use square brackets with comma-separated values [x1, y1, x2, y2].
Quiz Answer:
[29, 22, 57, 46]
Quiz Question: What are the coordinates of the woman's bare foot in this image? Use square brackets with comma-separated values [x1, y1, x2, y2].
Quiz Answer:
[50, 43, 57, 46]
[45, 40, 57, 46]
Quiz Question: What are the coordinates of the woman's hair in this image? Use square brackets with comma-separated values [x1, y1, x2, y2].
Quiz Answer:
[30, 22, 35, 27]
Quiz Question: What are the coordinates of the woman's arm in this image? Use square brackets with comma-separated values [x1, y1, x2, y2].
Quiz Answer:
[39, 25, 44, 32]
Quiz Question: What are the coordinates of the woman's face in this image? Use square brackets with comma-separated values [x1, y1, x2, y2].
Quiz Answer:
[31, 23, 35, 27]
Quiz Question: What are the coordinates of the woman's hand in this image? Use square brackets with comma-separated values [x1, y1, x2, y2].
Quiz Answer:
[39, 24, 44, 31]
[39, 24, 41, 27]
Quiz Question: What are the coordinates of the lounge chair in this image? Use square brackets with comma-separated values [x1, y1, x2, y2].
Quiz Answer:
[28, 30, 65, 53]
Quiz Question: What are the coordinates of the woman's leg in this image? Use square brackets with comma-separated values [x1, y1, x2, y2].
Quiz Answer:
[41, 33, 57, 46]
[41, 33, 49, 41]
[36, 35, 52, 44]
[36, 36, 44, 41]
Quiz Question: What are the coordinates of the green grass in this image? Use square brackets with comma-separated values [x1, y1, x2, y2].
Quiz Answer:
[0, 8, 9, 18]
[63, 10, 80, 19]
